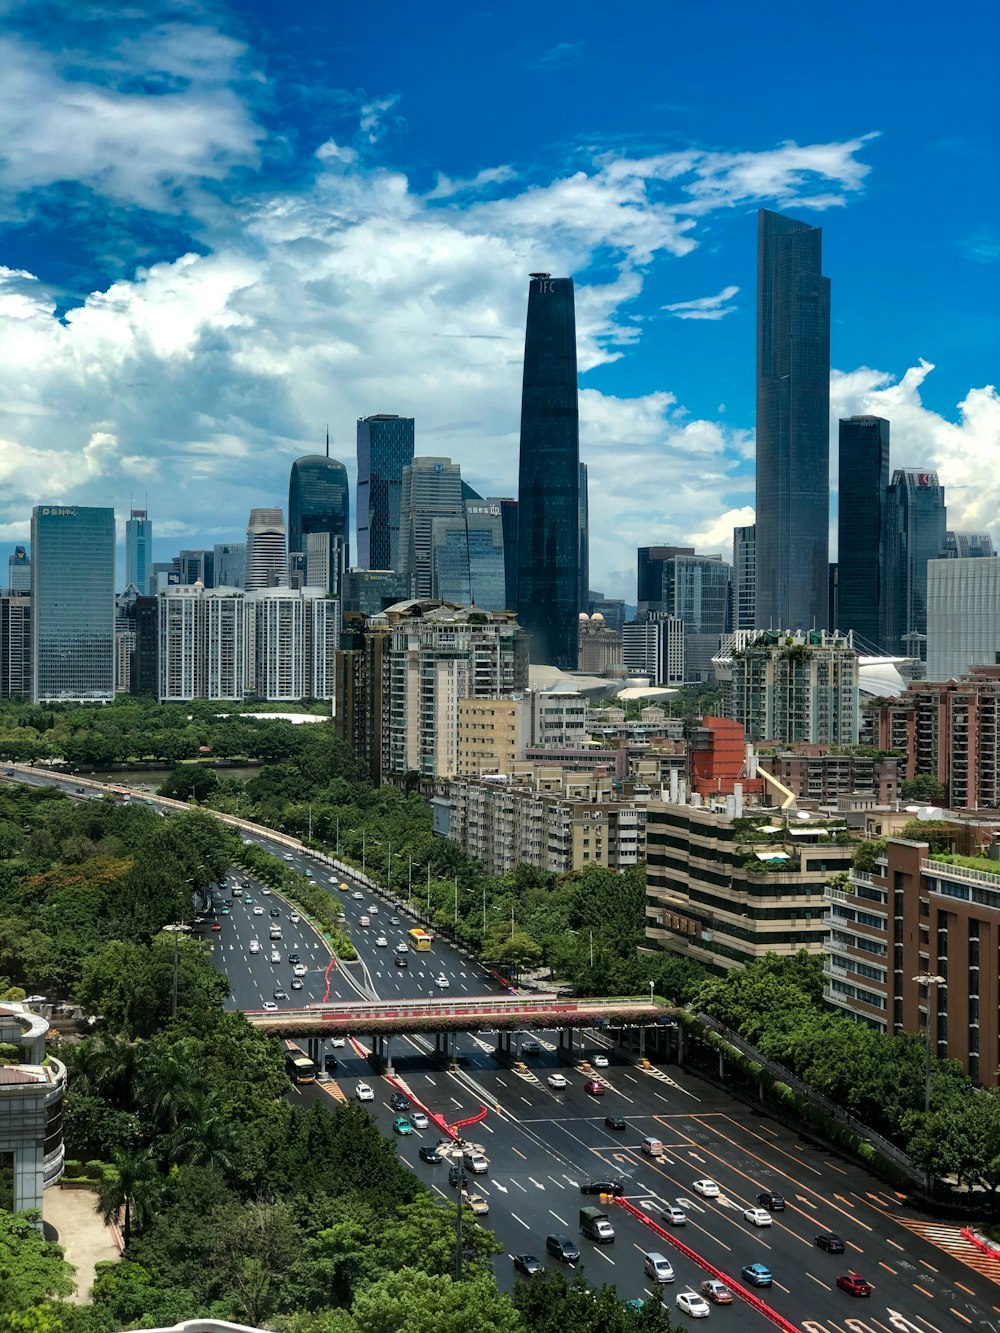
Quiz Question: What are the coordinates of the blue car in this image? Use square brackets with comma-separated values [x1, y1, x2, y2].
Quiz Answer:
[741, 1262, 773, 1288]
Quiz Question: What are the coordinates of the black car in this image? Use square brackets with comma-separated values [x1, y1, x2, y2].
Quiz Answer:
[395, 955, 408, 968]
[419, 1145, 443, 1164]
[448, 1164, 468, 1189]
[390, 1093, 411, 1113]
[757, 1190, 786, 1212]
[513, 1254, 542, 1277]
[545, 1234, 580, 1264]
[815, 1232, 846, 1253]
[324, 1053, 339, 1072]
[269, 907, 281, 918]
[604, 1115, 627, 1131]
[580, 1179, 625, 1197]
[288, 953, 301, 964]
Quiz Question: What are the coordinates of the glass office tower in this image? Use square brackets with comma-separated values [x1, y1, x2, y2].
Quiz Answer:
[755, 209, 831, 631]
[578, 461, 590, 613]
[7, 547, 30, 594]
[288, 454, 350, 569]
[31, 505, 116, 702]
[125, 509, 152, 593]
[837, 416, 889, 649]
[356, 414, 415, 571]
[881, 468, 947, 661]
[516, 274, 580, 669]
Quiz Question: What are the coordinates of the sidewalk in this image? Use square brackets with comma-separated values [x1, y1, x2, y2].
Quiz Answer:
[43, 1187, 121, 1303]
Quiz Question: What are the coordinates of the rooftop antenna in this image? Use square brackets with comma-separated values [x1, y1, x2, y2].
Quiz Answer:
[325, 425, 330, 459]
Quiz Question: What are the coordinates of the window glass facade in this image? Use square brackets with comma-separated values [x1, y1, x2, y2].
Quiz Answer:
[288, 455, 350, 569]
[356, 415, 415, 571]
[836, 417, 889, 648]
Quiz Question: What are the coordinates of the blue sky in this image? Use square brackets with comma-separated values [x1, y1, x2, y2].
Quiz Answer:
[0, 0, 997, 599]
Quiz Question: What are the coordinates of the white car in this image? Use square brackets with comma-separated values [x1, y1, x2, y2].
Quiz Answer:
[744, 1206, 773, 1227]
[261, 888, 271, 896]
[270, 950, 281, 964]
[331, 1037, 346, 1048]
[591, 1053, 609, 1068]
[352, 891, 364, 900]
[676, 1292, 710, 1319]
[547, 1073, 568, 1089]
[434, 975, 450, 989]
[375, 935, 388, 947]
[396, 942, 409, 953]
[249, 941, 260, 954]
[253, 905, 264, 915]
[356, 1082, 375, 1102]
[293, 963, 307, 976]
[367, 904, 379, 914]
[410, 1111, 429, 1129]
[290, 912, 300, 924]
[290, 978, 303, 990]
[692, 1179, 720, 1198]
[262, 1001, 278, 1012]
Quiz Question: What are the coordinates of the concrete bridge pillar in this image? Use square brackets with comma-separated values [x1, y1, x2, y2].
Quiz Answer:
[384, 1033, 394, 1075]
[638, 1025, 646, 1059]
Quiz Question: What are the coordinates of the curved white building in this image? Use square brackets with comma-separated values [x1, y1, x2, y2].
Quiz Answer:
[0, 1002, 65, 1210]
[244, 509, 288, 592]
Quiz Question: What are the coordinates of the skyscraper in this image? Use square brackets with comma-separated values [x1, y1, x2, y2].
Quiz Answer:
[432, 501, 507, 610]
[578, 461, 590, 613]
[755, 209, 831, 631]
[882, 469, 947, 660]
[837, 416, 889, 648]
[213, 543, 246, 590]
[288, 453, 350, 569]
[732, 524, 756, 631]
[31, 505, 116, 703]
[399, 456, 463, 598]
[125, 509, 152, 593]
[7, 546, 30, 594]
[637, 546, 695, 617]
[516, 274, 580, 669]
[244, 508, 288, 591]
[356, 414, 415, 571]
[488, 497, 518, 611]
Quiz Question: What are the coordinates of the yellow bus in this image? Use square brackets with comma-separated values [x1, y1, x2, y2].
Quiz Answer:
[408, 928, 434, 952]
[283, 1041, 316, 1084]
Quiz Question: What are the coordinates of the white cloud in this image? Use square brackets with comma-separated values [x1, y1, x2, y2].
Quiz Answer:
[663, 285, 740, 320]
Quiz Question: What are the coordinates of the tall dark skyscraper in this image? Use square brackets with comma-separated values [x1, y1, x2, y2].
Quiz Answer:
[578, 461, 590, 613]
[356, 414, 415, 571]
[882, 468, 947, 660]
[837, 416, 889, 648]
[516, 274, 580, 669]
[288, 452, 350, 567]
[492, 497, 518, 611]
[755, 209, 831, 631]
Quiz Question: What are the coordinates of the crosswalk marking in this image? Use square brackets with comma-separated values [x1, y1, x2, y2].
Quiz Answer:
[893, 1217, 1000, 1285]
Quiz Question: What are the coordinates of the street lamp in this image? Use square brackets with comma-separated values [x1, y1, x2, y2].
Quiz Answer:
[913, 973, 946, 1114]
[307, 802, 313, 841]
[649, 979, 655, 1004]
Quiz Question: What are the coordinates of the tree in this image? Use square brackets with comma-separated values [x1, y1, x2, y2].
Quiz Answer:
[900, 774, 945, 802]
[94, 1147, 163, 1247]
[512, 1269, 681, 1332]
[350, 1268, 524, 1333]
[374, 1195, 500, 1278]
[213, 1200, 297, 1325]
[0, 1212, 74, 1313]
[167, 1094, 237, 1177]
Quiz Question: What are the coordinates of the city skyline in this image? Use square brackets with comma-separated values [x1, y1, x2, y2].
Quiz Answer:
[0, 3, 996, 603]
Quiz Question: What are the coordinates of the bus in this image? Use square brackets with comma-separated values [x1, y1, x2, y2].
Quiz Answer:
[408, 928, 434, 952]
[284, 1042, 316, 1084]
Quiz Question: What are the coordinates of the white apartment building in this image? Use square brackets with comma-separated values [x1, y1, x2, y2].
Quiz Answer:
[926, 556, 1000, 683]
[158, 584, 245, 701]
[244, 587, 340, 701]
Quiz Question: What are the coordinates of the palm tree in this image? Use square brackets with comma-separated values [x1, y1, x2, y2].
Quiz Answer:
[94, 1147, 161, 1247]
[166, 1094, 237, 1177]
[142, 1038, 204, 1134]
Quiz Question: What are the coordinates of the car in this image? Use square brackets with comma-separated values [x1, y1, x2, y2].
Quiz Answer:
[244, 896, 254, 904]
[221, 905, 230, 915]
[744, 1206, 773, 1227]
[661, 1205, 687, 1226]
[410, 1110, 429, 1129]
[643, 1253, 674, 1284]
[513, 1254, 541, 1277]
[273, 987, 287, 1000]
[249, 941, 260, 954]
[324, 1053, 339, 1072]
[288, 952, 301, 964]
[290, 978, 303, 990]
[352, 891, 363, 899]
[290, 912, 300, 923]
[580, 1179, 625, 1197]
[396, 942, 409, 953]
[262, 1001, 278, 1011]
[464, 1192, 489, 1216]
[757, 1190, 786, 1212]
[419, 1144, 442, 1164]
[605, 1115, 627, 1131]
[448, 1164, 468, 1189]
[591, 1053, 609, 1068]
[392, 1117, 413, 1136]
[331, 1036, 346, 1047]
[389, 1092, 411, 1112]
[293, 963, 307, 976]
[270, 949, 281, 963]
[545, 1234, 580, 1264]
[815, 1232, 846, 1253]
[253, 905, 265, 915]
[624, 1299, 644, 1312]
[463, 1150, 489, 1174]
[548, 1072, 568, 1089]
[75, 785, 86, 793]
[740, 1263, 773, 1288]
[434, 975, 450, 988]
[375, 935, 388, 947]
[261, 888, 271, 896]
[395, 955, 408, 967]
[367, 904, 378, 914]
[837, 1273, 872, 1297]
[269, 907, 281, 918]
[390, 916, 400, 925]
[584, 1079, 605, 1096]
[356, 1082, 375, 1102]
[675, 1292, 710, 1319]
[692, 1178, 720, 1198]
[211, 923, 222, 931]
[701, 1278, 733, 1304]
[520, 1038, 540, 1055]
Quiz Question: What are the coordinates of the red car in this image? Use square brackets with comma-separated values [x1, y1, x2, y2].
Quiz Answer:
[837, 1273, 872, 1297]
[211, 923, 222, 931]
[584, 1079, 605, 1096]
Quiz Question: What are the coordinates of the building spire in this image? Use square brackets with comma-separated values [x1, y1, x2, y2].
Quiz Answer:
[325, 425, 329, 458]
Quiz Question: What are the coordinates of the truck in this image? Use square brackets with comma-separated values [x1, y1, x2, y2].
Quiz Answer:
[579, 1206, 615, 1243]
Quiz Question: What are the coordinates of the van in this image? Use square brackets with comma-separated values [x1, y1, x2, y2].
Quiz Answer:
[641, 1135, 664, 1158]
[463, 1150, 489, 1175]
[643, 1252, 674, 1283]
[359, 915, 370, 928]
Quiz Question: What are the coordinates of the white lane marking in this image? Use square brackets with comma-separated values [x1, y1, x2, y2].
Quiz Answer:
[549, 1210, 568, 1226]
[511, 1212, 531, 1230]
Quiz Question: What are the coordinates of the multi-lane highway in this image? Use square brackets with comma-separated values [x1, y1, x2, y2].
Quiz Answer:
[8, 766, 1000, 1329]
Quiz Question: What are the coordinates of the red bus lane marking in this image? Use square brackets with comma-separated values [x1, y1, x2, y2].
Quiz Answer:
[614, 1198, 801, 1333]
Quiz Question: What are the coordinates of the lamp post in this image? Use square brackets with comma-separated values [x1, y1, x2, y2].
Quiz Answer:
[362, 829, 366, 877]
[482, 884, 487, 938]
[510, 903, 515, 940]
[590, 928, 594, 968]
[427, 864, 432, 913]
[387, 842, 392, 895]
[649, 979, 655, 1004]
[913, 973, 946, 1114]
[307, 802, 313, 841]
[408, 856, 413, 908]
[454, 875, 459, 929]
[335, 815, 340, 856]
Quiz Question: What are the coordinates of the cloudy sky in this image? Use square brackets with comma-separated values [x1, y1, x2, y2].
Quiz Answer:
[0, 0, 997, 599]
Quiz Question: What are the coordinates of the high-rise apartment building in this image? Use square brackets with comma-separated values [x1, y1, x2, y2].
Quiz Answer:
[399, 456, 463, 598]
[732, 525, 756, 631]
[30, 505, 116, 703]
[243, 587, 339, 701]
[729, 629, 859, 744]
[881, 469, 947, 659]
[579, 461, 590, 613]
[516, 274, 581, 670]
[125, 510, 152, 593]
[356, 414, 415, 571]
[837, 417, 890, 649]
[0, 594, 31, 698]
[926, 558, 1000, 683]
[244, 508, 288, 592]
[7, 546, 30, 594]
[288, 453, 350, 572]
[755, 210, 831, 632]
[622, 616, 685, 685]
[158, 584, 244, 702]
[213, 543, 246, 590]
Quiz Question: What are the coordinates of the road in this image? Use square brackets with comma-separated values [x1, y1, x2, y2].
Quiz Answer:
[8, 766, 1000, 1328]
